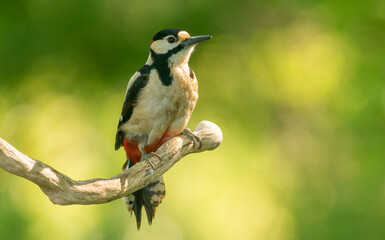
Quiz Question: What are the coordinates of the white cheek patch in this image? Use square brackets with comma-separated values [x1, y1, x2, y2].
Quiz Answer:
[151, 39, 178, 54]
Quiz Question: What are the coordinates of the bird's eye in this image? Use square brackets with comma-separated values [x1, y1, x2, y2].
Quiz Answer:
[167, 37, 176, 43]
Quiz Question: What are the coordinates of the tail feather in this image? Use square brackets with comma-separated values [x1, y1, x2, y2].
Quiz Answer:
[133, 190, 143, 230]
[123, 176, 166, 230]
[122, 153, 166, 229]
[142, 177, 166, 225]
[142, 189, 155, 225]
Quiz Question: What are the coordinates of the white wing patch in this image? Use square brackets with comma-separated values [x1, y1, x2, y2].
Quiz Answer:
[123, 194, 136, 216]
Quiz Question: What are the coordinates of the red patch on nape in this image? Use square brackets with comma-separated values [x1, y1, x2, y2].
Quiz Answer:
[123, 138, 141, 165]
[150, 40, 154, 47]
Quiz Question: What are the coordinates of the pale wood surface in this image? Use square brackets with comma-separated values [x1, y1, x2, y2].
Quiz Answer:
[0, 121, 222, 205]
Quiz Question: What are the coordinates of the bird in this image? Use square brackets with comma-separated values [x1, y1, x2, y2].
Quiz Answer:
[115, 28, 211, 229]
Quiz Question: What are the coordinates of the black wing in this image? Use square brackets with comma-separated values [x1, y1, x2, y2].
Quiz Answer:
[115, 65, 151, 150]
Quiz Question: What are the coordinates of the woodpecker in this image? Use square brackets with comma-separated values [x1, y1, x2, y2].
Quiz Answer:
[115, 28, 211, 229]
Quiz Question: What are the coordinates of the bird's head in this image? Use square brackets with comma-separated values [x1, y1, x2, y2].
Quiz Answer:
[149, 28, 211, 65]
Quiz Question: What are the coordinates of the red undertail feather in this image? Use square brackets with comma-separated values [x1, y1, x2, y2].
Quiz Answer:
[123, 138, 141, 165]
[122, 129, 179, 229]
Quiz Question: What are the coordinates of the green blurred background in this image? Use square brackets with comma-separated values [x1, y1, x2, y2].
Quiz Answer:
[1, 0, 385, 239]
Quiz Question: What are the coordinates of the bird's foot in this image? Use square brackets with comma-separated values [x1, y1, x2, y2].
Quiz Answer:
[140, 152, 162, 172]
[183, 128, 202, 149]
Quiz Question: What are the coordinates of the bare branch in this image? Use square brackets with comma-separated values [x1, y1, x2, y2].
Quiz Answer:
[0, 121, 222, 205]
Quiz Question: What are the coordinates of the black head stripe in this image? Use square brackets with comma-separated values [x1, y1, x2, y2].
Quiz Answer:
[152, 28, 182, 41]
[150, 44, 184, 86]
[149, 28, 187, 86]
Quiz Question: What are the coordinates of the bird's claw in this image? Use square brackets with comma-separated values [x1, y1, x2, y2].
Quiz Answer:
[141, 152, 162, 171]
[183, 128, 202, 149]
[147, 158, 155, 172]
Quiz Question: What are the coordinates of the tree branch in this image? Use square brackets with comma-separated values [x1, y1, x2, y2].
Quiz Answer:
[0, 121, 222, 205]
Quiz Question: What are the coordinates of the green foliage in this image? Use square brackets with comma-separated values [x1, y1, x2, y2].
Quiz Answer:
[1, 0, 385, 239]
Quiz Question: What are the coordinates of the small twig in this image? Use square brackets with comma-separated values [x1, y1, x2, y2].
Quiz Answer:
[0, 121, 222, 205]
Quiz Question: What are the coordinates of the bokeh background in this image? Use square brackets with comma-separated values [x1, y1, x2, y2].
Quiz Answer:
[1, 0, 385, 239]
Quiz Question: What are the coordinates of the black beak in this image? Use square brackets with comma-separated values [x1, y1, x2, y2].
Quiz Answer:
[182, 35, 212, 47]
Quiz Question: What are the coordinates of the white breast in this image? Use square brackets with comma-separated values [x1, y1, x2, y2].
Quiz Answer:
[120, 64, 198, 147]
